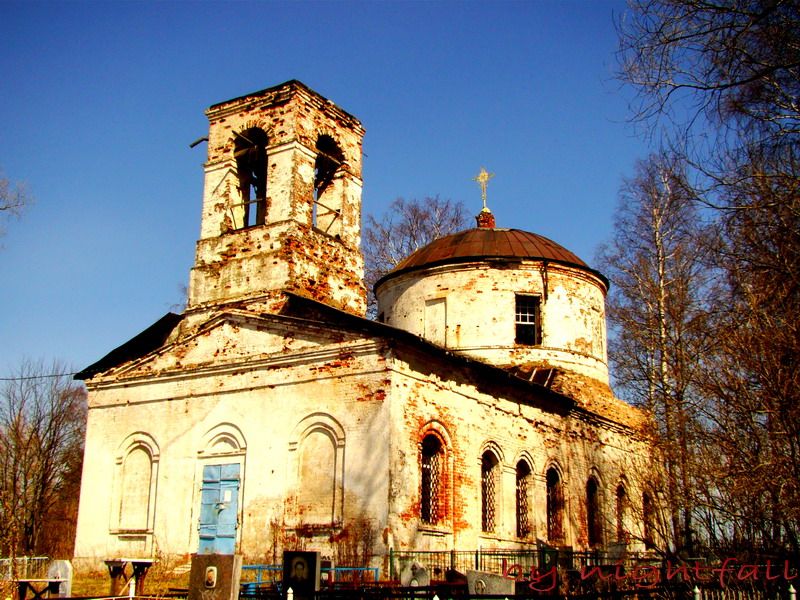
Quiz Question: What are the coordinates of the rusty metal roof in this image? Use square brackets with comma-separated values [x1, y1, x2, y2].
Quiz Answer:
[377, 228, 604, 288]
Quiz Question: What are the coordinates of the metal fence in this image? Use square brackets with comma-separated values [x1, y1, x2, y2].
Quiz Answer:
[387, 548, 647, 581]
[239, 584, 795, 600]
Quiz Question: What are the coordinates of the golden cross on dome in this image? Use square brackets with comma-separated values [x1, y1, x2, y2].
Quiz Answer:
[473, 167, 495, 211]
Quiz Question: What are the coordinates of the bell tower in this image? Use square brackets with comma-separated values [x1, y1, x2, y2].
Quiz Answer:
[187, 80, 366, 316]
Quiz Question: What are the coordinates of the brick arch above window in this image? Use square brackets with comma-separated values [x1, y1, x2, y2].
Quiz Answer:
[116, 431, 160, 463]
[225, 120, 273, 152]
[513, 450, 536, 473]
[478, 440, 506, 467]
[419, 420, 452, 449]
[199, 422, 247, 458]
[289, 412, 345, 450]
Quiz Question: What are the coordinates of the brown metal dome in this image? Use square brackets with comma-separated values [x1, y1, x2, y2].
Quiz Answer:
[375, 227, 607, 289]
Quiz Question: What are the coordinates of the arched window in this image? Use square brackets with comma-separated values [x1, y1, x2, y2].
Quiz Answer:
[481, 451, 500, 532]
[313, 135, 344, 233]
[516, 460, 532, 538]
[546, 467, 564, 544]
[615, 484, 627, 543]
[587, 476, 603, 547]
[297, 428, 338, 524]
[119, 446, 152, 530]
[114, 433, 159, 536]
[288, 414, 345, 527]
[234, 128, 268, 228]
[420, 434, 444, 525]
[642, 492, 654, 549]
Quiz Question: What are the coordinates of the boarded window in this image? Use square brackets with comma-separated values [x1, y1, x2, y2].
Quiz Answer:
[234, 128, 268, 228]
[515, 295, 541, 345]
[297, 429, 337, 524]
[546, 467, 564, 544]
[421, 435, 443, 525]
[516, 460, 532, 538]
[424, 298, 447, 347]
[481, 451, 499, 532]
[119, 447, 152, 530]
[587, 477, 603, 547]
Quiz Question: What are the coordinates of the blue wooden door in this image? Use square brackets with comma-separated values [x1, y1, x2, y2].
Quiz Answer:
[198, 463, 240, 554]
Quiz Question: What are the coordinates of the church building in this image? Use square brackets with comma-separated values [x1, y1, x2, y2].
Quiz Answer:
[73, 80, 653, 573]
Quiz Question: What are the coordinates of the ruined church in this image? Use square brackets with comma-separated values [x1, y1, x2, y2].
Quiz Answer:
[73, 80, 652, 572]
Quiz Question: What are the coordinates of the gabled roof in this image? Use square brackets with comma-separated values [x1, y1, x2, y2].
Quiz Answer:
[74, 293, 573, 411]
[74, 312, 184, 380]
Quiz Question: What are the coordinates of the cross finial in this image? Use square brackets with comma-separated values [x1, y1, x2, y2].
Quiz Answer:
[473, 167, 495, 211]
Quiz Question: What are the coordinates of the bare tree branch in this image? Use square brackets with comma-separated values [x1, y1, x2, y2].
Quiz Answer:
[362, 196, 469, 316]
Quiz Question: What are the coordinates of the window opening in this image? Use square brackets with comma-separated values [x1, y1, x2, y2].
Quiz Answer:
[421, 435, 443, 525]
[234, 128, 268, 228]
[516, 460, 532, 538]
[481, 451, 499, 533]
[313, 135, 344, 232]
[643, 492, 654, 549]
[515, 295, 541, 345]
[546, 467, 564, 544]
[587, 477, 603, 547]
[616, 484, 627, 543]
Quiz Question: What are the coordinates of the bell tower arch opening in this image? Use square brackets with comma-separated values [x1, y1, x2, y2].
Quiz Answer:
[233, 128, 268, 229]
[313, 134, 344, 234]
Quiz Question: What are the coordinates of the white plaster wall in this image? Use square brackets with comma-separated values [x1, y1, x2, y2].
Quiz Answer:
[74, 342, 391, 570]
[376, 261, 609, 383]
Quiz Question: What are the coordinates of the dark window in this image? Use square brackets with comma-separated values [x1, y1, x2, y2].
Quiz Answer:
[516, 460, 532, 538]
[515, 295, 541, 345]
[642, 492, 654, 549]
[421, 435, 443, 525]
[234, 128, 268, 228]
[616, 484, 627, 543]
[587, 477, 603, 547]
[313, 135, 344, 232]
[546, 467, 564, 544]
[481, 451, 499, 532]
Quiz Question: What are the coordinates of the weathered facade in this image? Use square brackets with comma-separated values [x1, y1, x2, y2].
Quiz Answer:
[73, 81, 652, 573]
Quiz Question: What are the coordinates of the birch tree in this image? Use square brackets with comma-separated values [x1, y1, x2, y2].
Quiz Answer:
[598, 153, 712, 554]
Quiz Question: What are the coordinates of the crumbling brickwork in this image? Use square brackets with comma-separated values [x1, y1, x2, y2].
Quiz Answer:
[188, 81, 366, 316]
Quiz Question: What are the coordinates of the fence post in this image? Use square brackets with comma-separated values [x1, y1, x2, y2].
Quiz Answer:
[694, 585, 701, 600]
[789, 584, 796, 600]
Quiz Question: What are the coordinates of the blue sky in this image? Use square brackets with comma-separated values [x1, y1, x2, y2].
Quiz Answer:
[0, 0, 650, 377]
